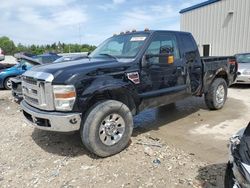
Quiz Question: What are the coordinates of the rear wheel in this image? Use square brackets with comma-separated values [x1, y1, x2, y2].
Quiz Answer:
[205, 78, 227, 110]
[80, 100, 133, 157]
[4, 77, 12, 90]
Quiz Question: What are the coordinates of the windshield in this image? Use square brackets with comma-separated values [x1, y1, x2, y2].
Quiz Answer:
[53, 56, 67, 63]
[89, 33, 149, 59]
[14, 59, 34, 69]
[236, 54, 250, 63]
[14, 63, 22, 68]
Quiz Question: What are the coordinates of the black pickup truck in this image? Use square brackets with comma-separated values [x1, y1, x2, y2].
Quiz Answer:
[20, 30, 238, 157]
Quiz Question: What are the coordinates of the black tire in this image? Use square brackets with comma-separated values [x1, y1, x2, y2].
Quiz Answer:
[4, 77, 12, 90]
[224, 162, 234, 188]
[205, 78, 227, 110]
[80, 100, 133, 157]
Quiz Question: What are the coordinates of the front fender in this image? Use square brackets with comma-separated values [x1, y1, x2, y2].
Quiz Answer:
[75, 76, 140, 113]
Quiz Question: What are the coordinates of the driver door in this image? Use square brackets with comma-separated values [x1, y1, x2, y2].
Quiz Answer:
[139, 32, 188, 108]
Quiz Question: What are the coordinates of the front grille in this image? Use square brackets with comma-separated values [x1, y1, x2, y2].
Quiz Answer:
[23, 76, 37, 85]
[23, 94, 39, 105]
[22, 71, 54, 111]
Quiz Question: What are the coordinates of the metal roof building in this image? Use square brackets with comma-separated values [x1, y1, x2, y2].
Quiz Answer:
[180, 0, 250, 56]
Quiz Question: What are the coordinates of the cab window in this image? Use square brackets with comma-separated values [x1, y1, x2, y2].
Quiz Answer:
[145, 33, 180, 64]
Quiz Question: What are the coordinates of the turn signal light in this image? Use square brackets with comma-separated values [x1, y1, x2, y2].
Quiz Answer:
[54, 91, 76, 99]
[168, 55, 174, 64]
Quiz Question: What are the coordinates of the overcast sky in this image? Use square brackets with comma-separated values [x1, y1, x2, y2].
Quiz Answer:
[0, 0, 203, 45]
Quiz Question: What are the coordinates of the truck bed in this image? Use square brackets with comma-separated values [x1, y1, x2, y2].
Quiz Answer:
[202, 56, 237, 92]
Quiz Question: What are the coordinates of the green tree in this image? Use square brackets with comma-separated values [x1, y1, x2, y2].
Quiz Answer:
[0, 35, 97, 55]
[0, 36, 16, 55]
[16, 43, 27, 52]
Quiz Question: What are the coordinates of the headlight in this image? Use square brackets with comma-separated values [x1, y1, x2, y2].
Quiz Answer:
[53, 85, 76, 111]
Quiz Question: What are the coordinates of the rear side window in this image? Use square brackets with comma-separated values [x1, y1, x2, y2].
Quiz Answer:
[180, 33, 197, 53]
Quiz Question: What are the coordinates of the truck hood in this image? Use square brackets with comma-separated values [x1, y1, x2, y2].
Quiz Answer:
[29, 57, 133, 84]
[31, 58, 117, 74]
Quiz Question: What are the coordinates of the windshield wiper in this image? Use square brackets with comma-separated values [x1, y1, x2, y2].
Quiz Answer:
[99, 53, 117, 60]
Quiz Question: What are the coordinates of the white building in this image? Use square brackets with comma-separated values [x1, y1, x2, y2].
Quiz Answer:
[180, 0, 250, 56]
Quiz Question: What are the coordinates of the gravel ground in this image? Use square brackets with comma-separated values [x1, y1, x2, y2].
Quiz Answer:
[0, 85, 249, 187]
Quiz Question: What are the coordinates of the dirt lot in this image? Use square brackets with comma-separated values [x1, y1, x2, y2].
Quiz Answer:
[0, 86, 249, 188]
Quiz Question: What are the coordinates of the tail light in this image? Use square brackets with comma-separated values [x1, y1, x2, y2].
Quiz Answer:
[228, 58, 238, 74]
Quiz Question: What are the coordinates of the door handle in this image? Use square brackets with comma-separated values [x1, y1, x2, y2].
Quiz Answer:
[177, 66, 183, 74]
[177, 67, 182, 70]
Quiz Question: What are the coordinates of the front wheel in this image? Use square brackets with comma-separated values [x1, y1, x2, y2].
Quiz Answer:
[205, 78, 228, 110]
[4, 77, 12, 90]
[80, 100, 133, 157]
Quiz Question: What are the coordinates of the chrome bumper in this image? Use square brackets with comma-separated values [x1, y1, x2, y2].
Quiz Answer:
[21, 101, 81, 132]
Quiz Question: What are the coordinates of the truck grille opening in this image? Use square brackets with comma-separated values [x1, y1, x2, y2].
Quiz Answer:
[22, 73, 54, 110]
[23, 76, 37, 85]
[11, 81, 18, 90]
[35, 117, 51, 127]
[24, 94, 39, 105]
[23, 110, 33, 122]
[23, 111, 51, 127]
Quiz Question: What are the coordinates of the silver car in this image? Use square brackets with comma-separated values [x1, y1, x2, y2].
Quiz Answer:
[235, 53, 250, 84]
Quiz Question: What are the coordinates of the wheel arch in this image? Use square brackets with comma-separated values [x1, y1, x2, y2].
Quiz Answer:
[85, 87, 138, 115]
[214, 69, 229, 85]
[3, 75, 16, 89]
[77, 76, 140, 115]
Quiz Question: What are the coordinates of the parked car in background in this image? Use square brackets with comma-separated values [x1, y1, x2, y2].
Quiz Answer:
[53, 53, 87, 63]
[235, 53, 250, 84]
[14, 52, 35, 59]
[0, 55, 39, 90]
[11, 75, 22, 102]
[33, 53, 61, 64]
[0, 48, 5, 61]
[225, 122, 250, 188]
[11, 55, 42, 101]
[0, 63, 14, 70]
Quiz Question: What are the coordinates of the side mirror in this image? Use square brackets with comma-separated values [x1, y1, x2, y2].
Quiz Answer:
[159, 53, 174, 64]
[22, 64, 27, 70]
[142, 53, 174, 67]
[159, 45, 174, 64]
[160, 45, 173, 54]
[185, 51, 196, 62]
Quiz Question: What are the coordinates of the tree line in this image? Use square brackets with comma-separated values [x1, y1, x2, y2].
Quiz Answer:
[0, 36, 97, 55]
